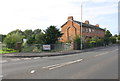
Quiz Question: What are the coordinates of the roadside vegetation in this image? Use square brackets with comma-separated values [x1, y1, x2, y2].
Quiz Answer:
[0, 26, 62, 53]
[0, 48, 18, 54]
[70, 30, 119, 50]
[0, 26, 119, 53]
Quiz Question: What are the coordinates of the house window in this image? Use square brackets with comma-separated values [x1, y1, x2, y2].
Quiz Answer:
[86, 28, 89, 32]
[58, 37, 62, 40]
[89, 28, 92, 32]
[92, 29, 95, 32]
[82, 28, 85, 32]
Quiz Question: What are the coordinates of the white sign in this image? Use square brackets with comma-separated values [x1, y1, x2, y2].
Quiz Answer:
[43, 45, 51, 50]
[23, 39, 27, 43]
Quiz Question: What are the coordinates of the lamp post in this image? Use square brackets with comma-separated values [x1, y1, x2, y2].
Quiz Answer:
[81, 3, 83, 50]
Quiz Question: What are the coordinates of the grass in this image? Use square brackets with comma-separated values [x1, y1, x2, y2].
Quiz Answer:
[0, 48, 18, 54]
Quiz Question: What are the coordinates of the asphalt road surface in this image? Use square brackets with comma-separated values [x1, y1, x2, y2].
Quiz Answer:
[1, 45, 118, 79]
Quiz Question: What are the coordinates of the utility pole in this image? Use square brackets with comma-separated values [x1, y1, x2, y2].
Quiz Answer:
[81, 3, 83, 50]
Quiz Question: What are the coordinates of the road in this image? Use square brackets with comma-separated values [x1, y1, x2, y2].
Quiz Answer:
[1, 45, 118, 79]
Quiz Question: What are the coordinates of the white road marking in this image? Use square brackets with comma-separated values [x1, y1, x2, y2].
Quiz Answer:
[95, 49, 118, 57]
[43, 59, 83, 70]
[33, 57, 40, 59]
[30, 70, 36, 74]
[22, 58, 31, 60]
[11, 58, 20, 61]
[0, 60, 7, 63]
[95, 52, 110, 57]
[0, 75, 3, 77]
[42, 63, 61, 69]
[49, 59, 83, 70]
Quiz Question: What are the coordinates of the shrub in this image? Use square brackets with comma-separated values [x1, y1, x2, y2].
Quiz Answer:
[74, 35, 81, 50]
[3, 33, 23, 49]
[110, 37, 116, 44]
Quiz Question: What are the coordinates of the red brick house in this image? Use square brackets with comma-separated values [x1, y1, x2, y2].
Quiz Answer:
[60, 16, 105, 42]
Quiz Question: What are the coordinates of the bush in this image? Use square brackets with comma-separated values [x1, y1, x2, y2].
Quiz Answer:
[3, 33, 23, 49]
[110, 37, 116, 44]
[74, 35, 81, 50]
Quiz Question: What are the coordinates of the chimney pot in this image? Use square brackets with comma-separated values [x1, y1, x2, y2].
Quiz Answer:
[68, 16, 73, 20]
[85, 20, 89, 24]
[95, 24, 99, 27]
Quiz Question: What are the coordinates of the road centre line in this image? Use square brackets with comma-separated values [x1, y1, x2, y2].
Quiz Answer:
[95, 52, 110, 57]
[94, 49, 118, 57]
[49, 59, 83, 70]
[42, 59, 83, 70]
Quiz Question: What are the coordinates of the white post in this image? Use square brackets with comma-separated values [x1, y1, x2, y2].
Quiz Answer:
[81, 4, 83, 50]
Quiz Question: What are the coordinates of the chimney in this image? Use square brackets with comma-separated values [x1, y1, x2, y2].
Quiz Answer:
[95, 24, 99, 27]
[85, 20, 89, 24]
[68, 16, 73, 20]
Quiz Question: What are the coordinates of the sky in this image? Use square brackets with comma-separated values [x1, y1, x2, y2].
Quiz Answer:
[0, 0, 119, 35]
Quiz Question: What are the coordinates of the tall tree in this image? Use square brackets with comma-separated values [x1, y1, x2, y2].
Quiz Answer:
[33, 29, 42, 35]
[104, 30, 112, 45]
[24, 29, 33, 39]
[43, 26, 62, 44]
[35, 33, 44, 44]
[105, 30, 112, 38]
[8, 29, 24, 35]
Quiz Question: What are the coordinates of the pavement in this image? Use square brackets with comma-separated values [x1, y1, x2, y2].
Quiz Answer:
[2, 44, 118, 58]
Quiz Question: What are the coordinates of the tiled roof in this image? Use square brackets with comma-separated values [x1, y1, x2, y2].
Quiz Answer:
[74, 20, 105, 30]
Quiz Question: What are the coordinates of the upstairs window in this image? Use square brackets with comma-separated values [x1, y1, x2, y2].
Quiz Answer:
[89, 28, 92, 32]
[82, 28, 86, 32]
[86, 28, 89, 32]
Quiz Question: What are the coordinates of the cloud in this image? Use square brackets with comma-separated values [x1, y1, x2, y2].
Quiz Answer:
[0, 0, 118, 34]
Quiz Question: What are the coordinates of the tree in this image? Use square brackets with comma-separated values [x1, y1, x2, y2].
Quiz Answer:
[24, 29, 33, 39]
[8, 29, 24, 35]
[23, 29, 44, 44]
[110, 37, 116, 44]
[105, 30, 112, 38]
[114, 34, 118, 37]
[33, 29, 42, 35]
[104, 30, 112, 46]
[35, 33, 44, 44]
[43, 26, 62, 44]
[118, 35, 120, 40]
[0, 34, 6, 42]
[23, 29, 35, 44]
[3, 32, 23, 49]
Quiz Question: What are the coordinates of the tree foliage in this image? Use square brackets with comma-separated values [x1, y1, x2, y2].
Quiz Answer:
[3, 32, 23, 49]
[0, 34, 6, 42]
[104, 30, 112, 45]
[35, 33, 44, 44]
[24, 29, 33, 39]
[73, 35, 81, 50]
[105, 30, 112, 38]
[8, 29, 24, 35]
[110, 37, 116, 44]
[43, 26, 62, 44]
